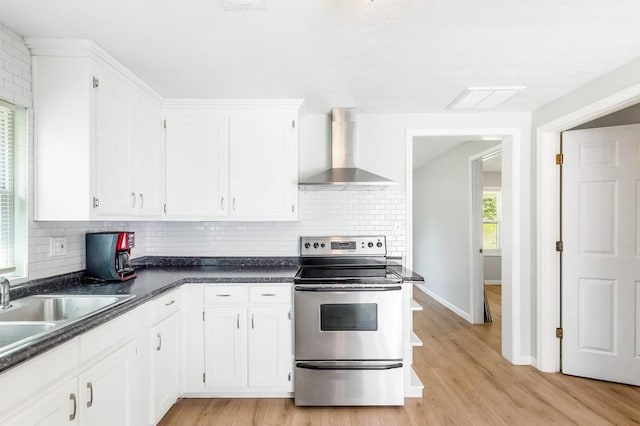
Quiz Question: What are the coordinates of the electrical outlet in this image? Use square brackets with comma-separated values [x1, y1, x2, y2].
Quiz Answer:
[49, 237, 67, 257]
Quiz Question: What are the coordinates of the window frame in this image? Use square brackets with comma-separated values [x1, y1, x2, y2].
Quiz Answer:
[0, 99, 28, 282]
[482, 187, 502, 254]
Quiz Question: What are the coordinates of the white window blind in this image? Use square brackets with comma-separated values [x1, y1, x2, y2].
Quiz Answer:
[0, 103, 15, 272]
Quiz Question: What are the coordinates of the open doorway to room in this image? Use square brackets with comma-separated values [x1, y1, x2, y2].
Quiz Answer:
[406, 127, 524, 363]
[410, 136, 503, 354]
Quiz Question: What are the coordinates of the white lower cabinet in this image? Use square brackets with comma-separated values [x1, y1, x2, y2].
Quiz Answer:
[149, 290, 181, 424]
[4, 378, 79, 425]
[184, 284, 293, 396]
[77, 340, 137, 426]
[247, 306, 292, 388]
[204, 307, 247, 387]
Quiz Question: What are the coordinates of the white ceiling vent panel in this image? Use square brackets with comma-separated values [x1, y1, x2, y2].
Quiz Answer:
[222, 0, 267, 10]
[447, 86, 526, 110]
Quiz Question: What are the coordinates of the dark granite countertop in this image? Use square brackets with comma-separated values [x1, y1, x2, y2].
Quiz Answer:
[0, 256, 423, 374]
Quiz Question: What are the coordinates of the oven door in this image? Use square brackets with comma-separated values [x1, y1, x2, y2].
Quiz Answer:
[294, 284, 403, 360]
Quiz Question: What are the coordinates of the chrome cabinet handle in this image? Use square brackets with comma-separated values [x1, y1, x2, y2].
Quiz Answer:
[291, 204, 295, 213]
[86, 382, 93, 408]
[261, 293, 276, 296]
[236, 313, 240, 329]
[165, 300, 175, 306]
[157, 332, 162, 351]
[217, 294, 231, 297]
[232, 197, 236, 211]
[220, 197, 224, 210]
[139, 193, 144, 209]
[251, 314, 255, 329]
[131, 192, 136, 208]
[69, 393, 77, 421]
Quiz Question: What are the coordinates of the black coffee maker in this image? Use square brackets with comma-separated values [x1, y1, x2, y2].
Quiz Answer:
[86, 232, 137, 281]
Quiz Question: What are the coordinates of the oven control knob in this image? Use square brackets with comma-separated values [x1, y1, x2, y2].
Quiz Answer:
[321, 243, 325, 248]
[304, 242, 310, 249]
[377, 242, 383, 248]
[368, 242, 374, 248]
[313, 243, 319, 249]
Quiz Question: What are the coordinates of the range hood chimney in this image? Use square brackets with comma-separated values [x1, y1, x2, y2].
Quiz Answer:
[299, 108, 395, 191]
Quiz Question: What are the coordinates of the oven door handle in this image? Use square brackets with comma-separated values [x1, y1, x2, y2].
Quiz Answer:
[296, 362, 403, 371]
[294, 285, 402, 292]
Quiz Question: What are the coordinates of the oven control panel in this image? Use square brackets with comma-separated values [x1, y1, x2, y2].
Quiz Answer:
[300, 236, 386, 256]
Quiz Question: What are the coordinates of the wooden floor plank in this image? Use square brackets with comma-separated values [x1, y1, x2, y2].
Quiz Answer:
[159, 285, 640, 425]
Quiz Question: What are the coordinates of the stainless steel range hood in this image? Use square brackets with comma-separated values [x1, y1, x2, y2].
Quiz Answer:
[299, 108, 396, 191]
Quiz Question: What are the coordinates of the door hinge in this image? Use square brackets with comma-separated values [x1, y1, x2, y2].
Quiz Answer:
[291, 120, 295, 129]
[556, 327, 563, 339]
[202, 373, 206, 383]
[556, 153, 563, 165]
[555, 241, 563, 252]
[163, 119, 166, 129]
[92, 76, 99, 88]
[288, 310, 291, 320]
[288, 372, 291, 382]
[202, 311, 205, 321]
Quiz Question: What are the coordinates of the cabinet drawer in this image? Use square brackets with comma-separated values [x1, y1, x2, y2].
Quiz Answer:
[204, 286, 247, 305]
[152, 289, 182, 323]
[249, 285, 291, 304]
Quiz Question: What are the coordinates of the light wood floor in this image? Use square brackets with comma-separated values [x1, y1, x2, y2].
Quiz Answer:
[159, 286, 640, 425]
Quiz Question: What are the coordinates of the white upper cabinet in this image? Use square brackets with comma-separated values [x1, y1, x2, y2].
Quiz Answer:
[29, 39, 301, 221]
[28, 39, 164, 220]
[229, 111, 299, 220]
[163, 101, 302, 221]
[164, 107, 229, 219]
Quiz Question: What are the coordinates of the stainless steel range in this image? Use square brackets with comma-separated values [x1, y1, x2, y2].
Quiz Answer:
[294, 236, 404, 406]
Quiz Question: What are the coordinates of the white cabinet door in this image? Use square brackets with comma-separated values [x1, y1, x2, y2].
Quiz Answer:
[150, 312, 181, 423]
[229, 112, 298, 220]
[204, 307, 247, 387]
[3, 379, 79, 426]
[133, 94, 163, 217]
[78, 340, 136, 426]
[93, 64, 136, 217]
[248, 306, 292, 389]
[165, 109, 229, 218]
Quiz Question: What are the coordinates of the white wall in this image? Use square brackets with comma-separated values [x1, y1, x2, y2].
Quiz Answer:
[413, 140, 498, 315]
[484, 255, 501, 283]
[483, 171, 501, 187]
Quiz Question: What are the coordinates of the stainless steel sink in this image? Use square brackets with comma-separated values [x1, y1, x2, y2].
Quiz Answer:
[0, 295, 131, 322]
[0, 322, 57, 348]
[0, 294, 134, 356]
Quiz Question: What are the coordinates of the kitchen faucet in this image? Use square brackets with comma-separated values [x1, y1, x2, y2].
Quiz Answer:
[0, 277, 11, 309]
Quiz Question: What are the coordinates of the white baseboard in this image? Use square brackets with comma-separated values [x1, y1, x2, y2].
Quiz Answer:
[415, 283, 472, 323]
[512, 354, 535, 366]
[484, 280, 502, 285]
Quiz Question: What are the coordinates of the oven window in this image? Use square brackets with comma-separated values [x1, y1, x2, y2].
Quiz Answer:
[320, 303, 378, 331]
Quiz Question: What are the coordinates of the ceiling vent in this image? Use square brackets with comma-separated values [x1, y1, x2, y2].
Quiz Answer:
[447, 86, 526, 110]
[222, 0, 267, 10]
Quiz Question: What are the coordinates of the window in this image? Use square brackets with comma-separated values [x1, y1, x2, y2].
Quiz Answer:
[0, 102, 15, 273]
[483, 190, 501, 251]
[0, 100, 26, 279]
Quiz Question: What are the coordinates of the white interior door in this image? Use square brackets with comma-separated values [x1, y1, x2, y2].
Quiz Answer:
[562, 123, 640, 385]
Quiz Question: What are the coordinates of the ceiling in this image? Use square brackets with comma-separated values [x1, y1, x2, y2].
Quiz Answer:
[3, 0, 640, 113]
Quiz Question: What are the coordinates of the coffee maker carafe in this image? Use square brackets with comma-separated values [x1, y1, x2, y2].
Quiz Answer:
[86, 232, 137, 281]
